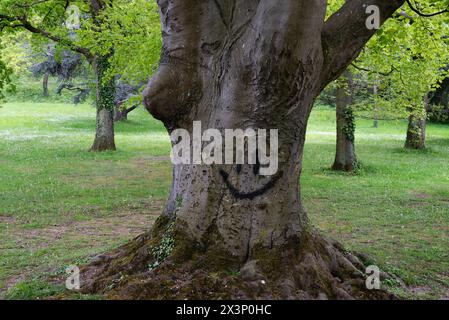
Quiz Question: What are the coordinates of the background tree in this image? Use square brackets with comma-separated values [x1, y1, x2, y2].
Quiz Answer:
[332, 71, 358, 171]
[113, 80, 145, 122]
[0, 0, 160, 151]
[354, 2, 449, 149]
[429, 74, 449, 123]
[0, 54, 14, 105]
[0, 36, 21, 104]
[323, 0, 449, 162]
[29, 45, 86, 98]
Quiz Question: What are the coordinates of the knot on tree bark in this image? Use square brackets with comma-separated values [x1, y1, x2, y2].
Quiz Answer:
[142, 64, 201, 125]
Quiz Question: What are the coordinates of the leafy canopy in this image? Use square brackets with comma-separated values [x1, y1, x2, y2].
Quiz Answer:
[0, 0, 161, 99]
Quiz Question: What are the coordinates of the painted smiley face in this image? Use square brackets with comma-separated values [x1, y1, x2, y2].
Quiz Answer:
[219, 163, 283, 200]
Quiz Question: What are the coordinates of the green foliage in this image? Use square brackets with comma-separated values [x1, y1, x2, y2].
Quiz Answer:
[0, 32, 31, 73]
[342, 106, 356, 142]
[324, 1, 449, 124]
[96, 54, 115, 111]
[428, 104, 449, 123]
[316, 83, 337, 107]
[76, 0, 161, 107]
[149, 221, 175, 271]
[355, 1, 449, 119]
[148, 197, 183, 271]
[0, 42, 15, 104]
[0, 59, 14, 103]
[0, 0, 161, 107]
[78, 0, 161, 83]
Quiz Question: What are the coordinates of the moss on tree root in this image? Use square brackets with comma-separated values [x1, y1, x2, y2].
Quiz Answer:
[79, 216, 395, 300]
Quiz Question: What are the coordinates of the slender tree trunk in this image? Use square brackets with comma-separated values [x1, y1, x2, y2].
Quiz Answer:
[373, 84, 379, 128]
[332, 72, 357, 172]
[42, 73, 50, 97]
[90, 54, 116, 152]
[405, 115, 426, 149]
[81, 0, 405, 299]
[114, 104, 138, 122]
[405, 96, 428, 150]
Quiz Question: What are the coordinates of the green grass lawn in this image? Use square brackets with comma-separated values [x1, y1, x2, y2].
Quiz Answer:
[0, 102, 448, 299]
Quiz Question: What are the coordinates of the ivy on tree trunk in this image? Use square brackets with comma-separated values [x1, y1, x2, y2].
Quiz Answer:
[333, 71, 357, 172]
[90, 54, 116, 152]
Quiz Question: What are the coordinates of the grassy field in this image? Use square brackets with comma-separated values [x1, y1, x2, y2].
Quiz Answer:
[0, 102, 448, 299]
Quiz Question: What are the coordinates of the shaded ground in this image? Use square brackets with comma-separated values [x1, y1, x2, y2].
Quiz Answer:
[0, 103, 448, 299]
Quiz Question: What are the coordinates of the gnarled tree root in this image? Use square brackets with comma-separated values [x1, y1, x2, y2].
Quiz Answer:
[80, 217, 395, 300]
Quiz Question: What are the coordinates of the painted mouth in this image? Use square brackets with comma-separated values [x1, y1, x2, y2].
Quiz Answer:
[219, 166, 283, 200]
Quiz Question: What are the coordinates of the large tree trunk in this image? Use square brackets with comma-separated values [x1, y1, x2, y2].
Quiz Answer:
[42, 73, 50, 97]
[142, 0, 322, 261]
[332, 72, 357, 172]
[90, 54, 116, 152]
[81, 0, 405, 299]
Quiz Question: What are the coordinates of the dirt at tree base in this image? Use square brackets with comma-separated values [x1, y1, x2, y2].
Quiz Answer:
[79, 217, 395, 300]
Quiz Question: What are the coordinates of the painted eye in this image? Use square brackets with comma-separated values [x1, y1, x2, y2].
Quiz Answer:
[236, 164, 242, 174]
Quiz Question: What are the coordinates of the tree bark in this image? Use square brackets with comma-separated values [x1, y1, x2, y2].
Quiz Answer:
[42, 72, 50, 97]
[405, 111, 427, 150]
[81, 0, 405, 299]
[373, 84, 379, 128]
[113, 105, 127, 122]
[332, 72, 357, 172]
[114, 104, 139, 122]
[405, 95, 429, 150]
[88, 0, 116, 152]
[90, 54, 116, 152]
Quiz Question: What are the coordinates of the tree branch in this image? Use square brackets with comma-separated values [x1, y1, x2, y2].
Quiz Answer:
[406, 0, 448, 17]
[320, 0, 405, 90]
[0, 14, 93, 61]
[350, 62, 395, 76]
